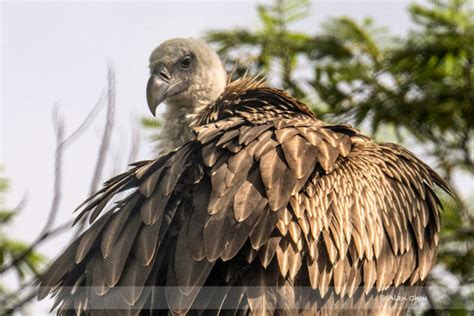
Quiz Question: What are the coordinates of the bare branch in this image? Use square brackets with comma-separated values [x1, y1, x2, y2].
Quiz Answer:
[0, 275, 36, 306]
[0, 65, 120, 313]
[73, 64, 116, 237]
[89, 64, 116, 195]
[0, 220, 77, 311]
[128, 115, 141, 164]
[62, 90, 106, 148]
[0, 219, 73, 274]
[1, 288, 38, 314]
[40, 105, 65, 235]
[0, 219, 74, 309]
[1, 105, 68, 275]
[0, 75, 112, 278]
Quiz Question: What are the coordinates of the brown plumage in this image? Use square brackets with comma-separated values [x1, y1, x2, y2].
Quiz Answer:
[40, 78, 450, 315]
[39, 41, 451, 315]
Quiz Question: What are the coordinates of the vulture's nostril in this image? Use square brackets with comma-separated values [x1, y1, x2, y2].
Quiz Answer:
[159, 71, 170, 82]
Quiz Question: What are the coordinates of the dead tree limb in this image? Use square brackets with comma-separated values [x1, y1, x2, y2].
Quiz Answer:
[0, 66, 114, 314]
[73, 64, 116, 237]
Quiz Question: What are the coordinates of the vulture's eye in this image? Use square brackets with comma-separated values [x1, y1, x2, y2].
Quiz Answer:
[180, 55, 193, 69]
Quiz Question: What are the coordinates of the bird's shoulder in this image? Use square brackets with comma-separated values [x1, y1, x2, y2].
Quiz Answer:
[192, 115, 370, 209]
[192, 76, 318, 126]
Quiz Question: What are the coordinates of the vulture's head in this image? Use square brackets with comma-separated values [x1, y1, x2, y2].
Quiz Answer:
[146, 38, 227, 116]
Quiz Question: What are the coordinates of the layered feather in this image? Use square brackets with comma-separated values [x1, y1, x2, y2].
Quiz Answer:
[39, 78, 450, 315]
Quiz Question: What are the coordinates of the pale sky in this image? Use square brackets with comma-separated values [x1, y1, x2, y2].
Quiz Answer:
[2, 0, 471, 314]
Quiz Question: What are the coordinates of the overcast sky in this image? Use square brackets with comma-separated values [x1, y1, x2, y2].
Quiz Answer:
[2, 0, 471, 313]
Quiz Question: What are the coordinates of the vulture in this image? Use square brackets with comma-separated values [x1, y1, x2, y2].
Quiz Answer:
[39, 38, 452, 315]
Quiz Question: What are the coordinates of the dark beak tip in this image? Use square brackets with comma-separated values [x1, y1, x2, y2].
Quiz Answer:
[147, 101, 158, 117]
[146, 95, 157, 116]
[146, 74, 169, 116]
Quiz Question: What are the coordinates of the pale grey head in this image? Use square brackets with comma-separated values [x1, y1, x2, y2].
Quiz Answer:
[147, 38, 227, 116]
[146, 38, 227, 152]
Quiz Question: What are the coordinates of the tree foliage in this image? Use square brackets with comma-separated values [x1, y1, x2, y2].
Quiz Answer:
[0, 168, 45, 311]
[207, 0, 312, 99]
[311, 0, 474, 181]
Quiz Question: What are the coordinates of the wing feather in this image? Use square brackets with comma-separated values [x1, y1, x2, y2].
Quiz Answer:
[100, 194, 139, 259]
[103, 211, 142, 287]
[41, 86, 449, 314]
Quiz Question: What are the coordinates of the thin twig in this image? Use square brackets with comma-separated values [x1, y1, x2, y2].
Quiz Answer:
[62, 90, 106, 148]
[0, 219, 73, 274]
[89, 64, 116, 195]
[40, 105, 65, 236]
[0, 66, 118, 314]
[2, 82, 105, 274]
[1, 288, 38, 314]
[73, 64, 116, 237]
[0, 106, 66, 274]
[1, 84, 109, 277]
[128, 115, 141, 164]
[0, 219, 73, 307]
[0, 275, 36, 306]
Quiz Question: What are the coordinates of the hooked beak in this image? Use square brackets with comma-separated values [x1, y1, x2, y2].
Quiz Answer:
[146, 67, 171, 116]
[146, 66, 189, 116]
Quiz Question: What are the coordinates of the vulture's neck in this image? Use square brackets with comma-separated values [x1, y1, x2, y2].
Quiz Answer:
[160, 89, 224, 152]
[159, 76, 228, 151]
[159, 102, 195, 152]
